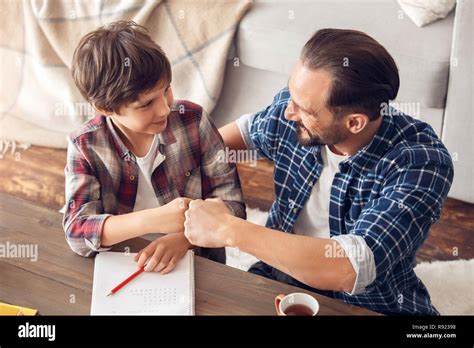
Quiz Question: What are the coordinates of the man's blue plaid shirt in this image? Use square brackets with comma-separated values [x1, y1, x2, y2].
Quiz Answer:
[241, 88, 453, 315]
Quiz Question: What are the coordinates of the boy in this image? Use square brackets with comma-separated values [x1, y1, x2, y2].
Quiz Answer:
[63, 21, 245, 274]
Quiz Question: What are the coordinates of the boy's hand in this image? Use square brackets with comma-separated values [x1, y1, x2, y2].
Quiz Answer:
[149, 197, 192, 234]
[134, 233, 192, 274]
[165, 197, 192, 213]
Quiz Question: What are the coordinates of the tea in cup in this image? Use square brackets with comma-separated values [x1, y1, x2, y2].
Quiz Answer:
[274, 292, 319, 316]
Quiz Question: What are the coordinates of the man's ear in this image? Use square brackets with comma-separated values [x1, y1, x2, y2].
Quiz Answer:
[345, 113, 370, 135]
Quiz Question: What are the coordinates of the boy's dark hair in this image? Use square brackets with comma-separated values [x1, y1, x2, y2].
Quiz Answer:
[301, 28, 399, 121]
[71, 21, 171, 113]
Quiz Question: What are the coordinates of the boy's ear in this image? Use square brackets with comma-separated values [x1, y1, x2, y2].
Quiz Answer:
[95, 105, 114, 116]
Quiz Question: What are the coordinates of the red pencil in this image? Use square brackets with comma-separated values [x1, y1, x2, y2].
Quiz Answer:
[107, 266, 145, 296]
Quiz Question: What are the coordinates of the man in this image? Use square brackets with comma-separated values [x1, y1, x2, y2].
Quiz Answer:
[184, 29, 453, 315]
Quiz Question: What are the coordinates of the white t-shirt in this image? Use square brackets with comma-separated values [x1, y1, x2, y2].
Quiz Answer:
[292, 145, 376, 295]
[132, 135, 166, 241]
[293, 145, 347, 237]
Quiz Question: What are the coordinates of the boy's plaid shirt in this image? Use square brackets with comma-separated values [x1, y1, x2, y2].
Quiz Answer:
[241, 88, 454, 315]
[63, 100, 245, 257]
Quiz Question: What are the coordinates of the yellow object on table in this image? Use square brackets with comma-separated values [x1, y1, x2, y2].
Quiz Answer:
[0, 302, 38, 316]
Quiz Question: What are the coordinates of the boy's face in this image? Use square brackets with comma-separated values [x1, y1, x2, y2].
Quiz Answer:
[110, 80, 173, 135]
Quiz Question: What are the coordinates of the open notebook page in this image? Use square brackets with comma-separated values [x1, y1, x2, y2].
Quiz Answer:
[91, 250, 194, 315]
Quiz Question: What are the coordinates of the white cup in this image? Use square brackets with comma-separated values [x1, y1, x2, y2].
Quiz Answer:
[274, 292, 319, 316]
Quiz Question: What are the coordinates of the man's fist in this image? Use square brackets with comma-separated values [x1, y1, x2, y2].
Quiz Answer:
[184, 198, 234, 248]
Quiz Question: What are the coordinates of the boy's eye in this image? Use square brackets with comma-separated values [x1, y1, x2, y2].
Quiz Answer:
[140, 100, 152, 108]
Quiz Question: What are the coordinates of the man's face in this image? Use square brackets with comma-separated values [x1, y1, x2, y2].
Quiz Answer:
[113, 80, 174, 135]
[285, 60, 350, 147]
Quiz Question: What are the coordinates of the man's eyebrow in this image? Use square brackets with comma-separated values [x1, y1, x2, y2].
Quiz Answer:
[287, 81, 315, 115]
[287, 78, 321, 115]
[294, 99, 314, 115]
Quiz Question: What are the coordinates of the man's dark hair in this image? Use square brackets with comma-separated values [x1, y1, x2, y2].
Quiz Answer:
[71, 20, 171, 113]
[301, 28, 399, 121]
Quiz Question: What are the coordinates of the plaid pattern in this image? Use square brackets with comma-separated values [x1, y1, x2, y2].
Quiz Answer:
[63, 100, 245, 257]
[244, 88, 454, 315]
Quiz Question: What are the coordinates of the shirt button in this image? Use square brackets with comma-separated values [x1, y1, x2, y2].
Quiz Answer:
[130, 175, 135, 181]
[185, 171, 191, 177]
[293, 208, 298, 214]
[308, 181, 314, 187]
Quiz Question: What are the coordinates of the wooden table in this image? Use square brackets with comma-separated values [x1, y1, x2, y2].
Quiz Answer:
[0, 193, 379, 315]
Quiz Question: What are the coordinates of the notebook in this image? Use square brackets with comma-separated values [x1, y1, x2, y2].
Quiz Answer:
[91, 250, 195, 315]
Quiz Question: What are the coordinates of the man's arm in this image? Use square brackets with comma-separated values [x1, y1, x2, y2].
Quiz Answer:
[219, 122, 248, 151]
[185, 159, 453, 294]
[220, 88, 291, 162]
[184, 199, 356, 292]
[231, 218, 357, 292]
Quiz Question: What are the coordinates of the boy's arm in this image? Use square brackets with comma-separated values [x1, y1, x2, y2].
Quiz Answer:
[63, 138, 189, 256]
[62, 138, 112, 257]
[101, 197, 190, 247]
[199, 111, 246, 219]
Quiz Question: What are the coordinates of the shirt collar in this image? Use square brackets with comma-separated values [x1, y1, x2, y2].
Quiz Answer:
[105, 113, 177, 159]
[157, 113, 177, 146]
[343, 115, 395, 176]
[304, 115, 395, 174]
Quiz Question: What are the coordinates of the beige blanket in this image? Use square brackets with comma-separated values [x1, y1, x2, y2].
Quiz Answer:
[0, 0, 252, 148]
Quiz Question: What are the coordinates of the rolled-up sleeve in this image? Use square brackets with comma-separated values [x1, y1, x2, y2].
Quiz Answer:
[62, 138, 112, 257]
[331, 234, 376, 295]
[235, 113, 256, 150]
[346, 161, 453, 287]
[236, 88, 290, 162]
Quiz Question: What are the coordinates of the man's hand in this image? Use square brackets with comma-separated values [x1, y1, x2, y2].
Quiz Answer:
[184, 198, 235, 248]
[134, 232, 192, 274]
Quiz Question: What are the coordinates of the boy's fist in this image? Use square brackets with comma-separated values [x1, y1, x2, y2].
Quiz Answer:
[148, 197, 192, 234]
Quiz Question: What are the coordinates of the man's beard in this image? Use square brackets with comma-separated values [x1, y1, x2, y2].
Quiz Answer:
[295, 122, 348, 147]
